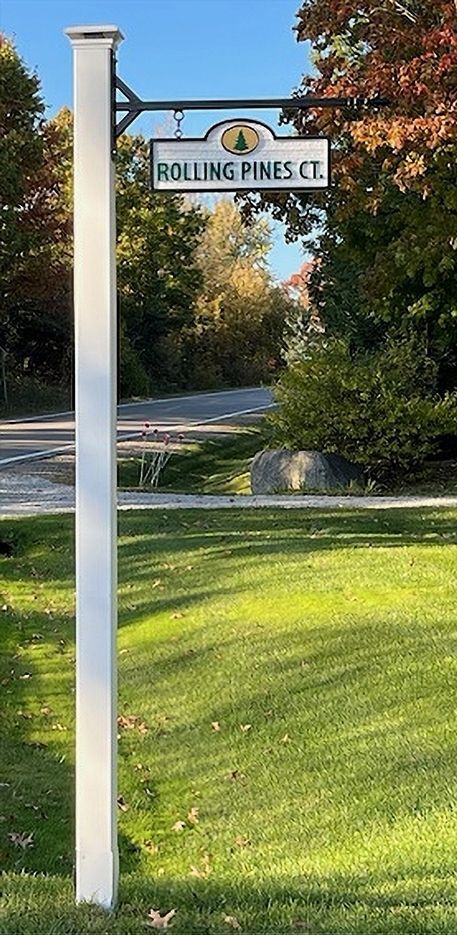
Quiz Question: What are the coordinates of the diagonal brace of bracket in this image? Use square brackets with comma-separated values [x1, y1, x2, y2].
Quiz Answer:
[115, 76, 143, 138]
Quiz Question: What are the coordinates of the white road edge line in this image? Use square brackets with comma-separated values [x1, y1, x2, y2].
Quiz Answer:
[116, 403, 275, 443]
[0, 402, 275, 468]
[0, 387, 266, 426]
[1, 411, 73, 425]
[0, 444, 75, 468]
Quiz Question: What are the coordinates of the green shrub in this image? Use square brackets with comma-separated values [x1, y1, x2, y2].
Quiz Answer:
[267, 338, 457, 481]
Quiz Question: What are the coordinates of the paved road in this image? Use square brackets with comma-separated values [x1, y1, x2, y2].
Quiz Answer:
[0, 387, 273, 467]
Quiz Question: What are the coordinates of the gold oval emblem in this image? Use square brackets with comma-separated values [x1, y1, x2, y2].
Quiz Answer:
[221, 125, 259, 155]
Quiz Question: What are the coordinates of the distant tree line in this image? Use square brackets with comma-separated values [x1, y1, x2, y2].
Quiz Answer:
[0, 38, 298, 414]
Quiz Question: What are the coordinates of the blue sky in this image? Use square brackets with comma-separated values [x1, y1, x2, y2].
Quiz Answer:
[1, 0, 311, 280]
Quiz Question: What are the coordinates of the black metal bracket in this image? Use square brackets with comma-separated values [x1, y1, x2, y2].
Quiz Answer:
[114, 76, 389, 140]
[116, 76, 144, 136]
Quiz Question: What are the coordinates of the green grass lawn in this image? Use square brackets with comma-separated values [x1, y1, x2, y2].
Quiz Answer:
[1, 507, 457, 933]
[118, 432, 260, 495]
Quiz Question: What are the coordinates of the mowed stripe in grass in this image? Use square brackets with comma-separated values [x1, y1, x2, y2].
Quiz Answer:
[1, 508, 457, 934]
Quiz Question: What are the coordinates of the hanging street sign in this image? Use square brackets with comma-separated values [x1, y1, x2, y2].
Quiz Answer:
[150, 120, 330, 193]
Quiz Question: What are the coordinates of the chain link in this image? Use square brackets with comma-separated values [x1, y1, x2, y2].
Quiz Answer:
[173, 109, 185, 139]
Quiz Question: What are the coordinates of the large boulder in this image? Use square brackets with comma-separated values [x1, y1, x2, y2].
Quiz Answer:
[250, 449, 363, 494]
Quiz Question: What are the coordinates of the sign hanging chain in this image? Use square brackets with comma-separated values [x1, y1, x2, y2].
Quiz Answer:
[173, 109, 185, 139]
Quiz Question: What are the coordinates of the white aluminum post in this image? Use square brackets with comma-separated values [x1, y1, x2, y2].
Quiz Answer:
[65, 24, 123, 909]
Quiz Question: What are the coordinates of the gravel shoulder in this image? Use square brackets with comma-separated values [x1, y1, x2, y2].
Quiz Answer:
[2, 468, 457, 517]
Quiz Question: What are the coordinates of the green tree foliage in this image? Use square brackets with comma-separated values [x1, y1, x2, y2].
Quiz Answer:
[196, 198, 271, 299]
[0, 36, 43, 255]
[11, 109, 73, 382]
[256, 0, 457, 475]
[115, 134, 206, 394]
[248, 1, 457, 387]
[0, 39, 48, 393]
[268, 338, 457, 482]
[0, 66, 206, 401]
[282, 261, 326, 364]
[176, 200, 297, 388]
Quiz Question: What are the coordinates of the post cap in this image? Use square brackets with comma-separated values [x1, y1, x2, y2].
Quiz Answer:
[65, 25, 124, 47]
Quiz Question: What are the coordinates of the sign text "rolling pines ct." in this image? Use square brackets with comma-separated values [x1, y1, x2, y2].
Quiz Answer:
[150, 120, 330, 193]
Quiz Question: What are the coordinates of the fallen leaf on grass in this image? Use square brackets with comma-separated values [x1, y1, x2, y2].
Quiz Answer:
[18, 673, 32, 681]
[151, 579, 162, 589]
[8, 831, 33, 850]
[143, 840, 159, 855]
[171, 612, 184, 620]
[224, 917, 241, 930]
[225, 769, 245, 782]
[51, 723, 67, 732]
[187, 807, 199, 825]
[211, 721, 221, 732]
[234, 835, 251, 848]
[240, 724, 251, 733]
[146, 908, 176, 929]
[40, 707, 51, 716]
[23, 740, 47, 750]
[190, 853, 212, 878]
[280, 734, 290, 744]
[117, 796, 129, 812]
[117, 714, 148, 734]
[172, 820, 186, 832]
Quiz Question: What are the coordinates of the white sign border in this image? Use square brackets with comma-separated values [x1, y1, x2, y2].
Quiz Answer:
[150, 119, 331, 193]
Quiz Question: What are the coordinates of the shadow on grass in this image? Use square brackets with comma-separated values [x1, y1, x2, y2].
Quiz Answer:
[1, 507, 456, 596]
[0, 603, 142, 883]
[2, 867, 457, 934]
[118, 507, 457, 565]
